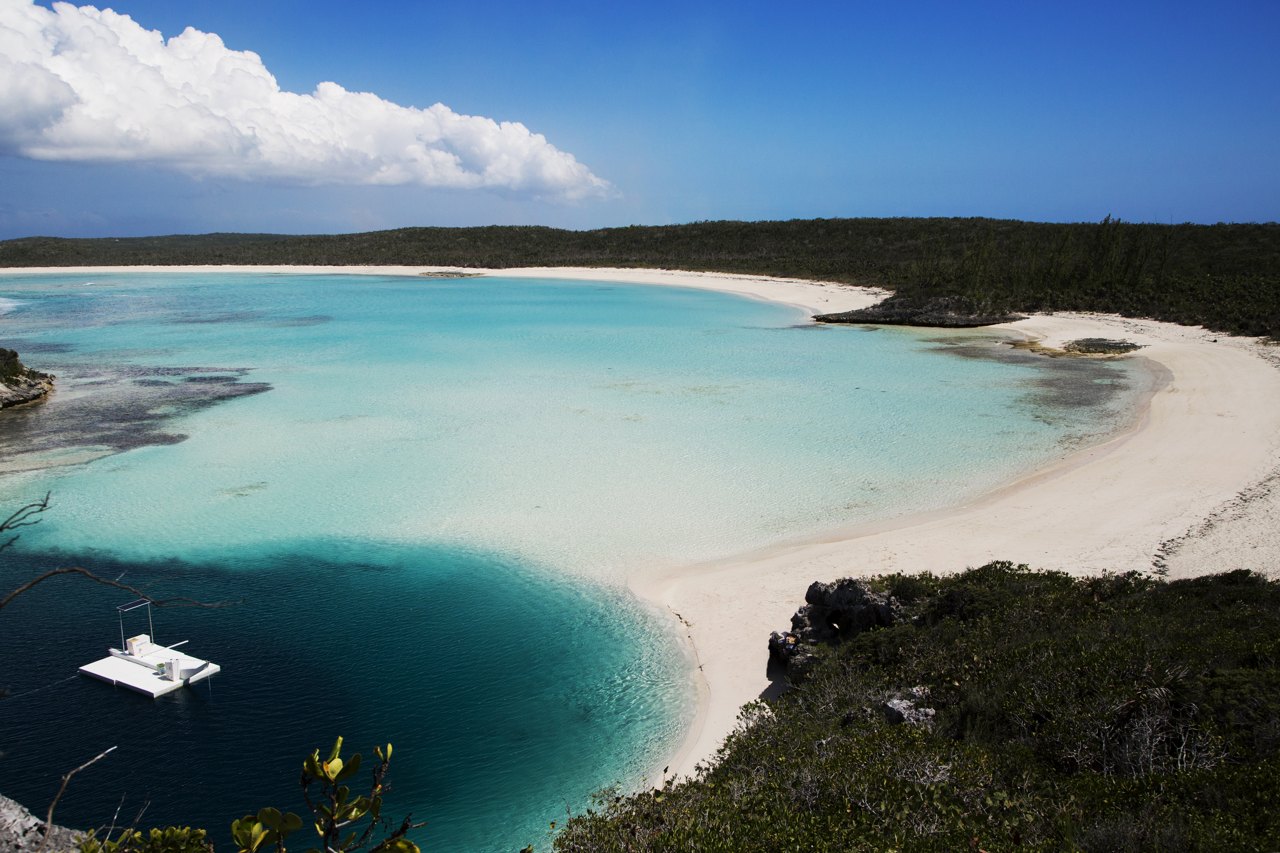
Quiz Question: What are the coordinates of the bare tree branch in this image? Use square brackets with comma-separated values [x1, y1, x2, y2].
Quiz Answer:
[2, 493, 240, 613]
[0, 491, 50, 552]
[1, 566, 241, 612]
[38, 745, 118, 853]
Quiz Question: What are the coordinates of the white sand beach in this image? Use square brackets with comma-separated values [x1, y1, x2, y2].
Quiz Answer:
[0, 264, 886, 316]
[622, 286, 1280, 779]
[6, 263, 1279, 782]
[487, 268, 1280, 779]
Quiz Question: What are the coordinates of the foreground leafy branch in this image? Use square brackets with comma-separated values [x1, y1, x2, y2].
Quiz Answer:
[75, 739, 423, 853]
[232, 737, 423, 853]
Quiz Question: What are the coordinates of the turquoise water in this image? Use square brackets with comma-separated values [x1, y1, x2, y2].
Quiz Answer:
[0, 273, 1144, 850]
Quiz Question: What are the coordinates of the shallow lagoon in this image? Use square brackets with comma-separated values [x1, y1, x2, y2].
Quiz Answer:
[0, 273, 1144, 850]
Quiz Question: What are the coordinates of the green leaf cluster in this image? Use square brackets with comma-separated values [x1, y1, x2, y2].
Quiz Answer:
[79, 826, 211, 853]
[77, 739, 420, 853]
[229, 808, 301, 853]
[230, 738, 419, 853]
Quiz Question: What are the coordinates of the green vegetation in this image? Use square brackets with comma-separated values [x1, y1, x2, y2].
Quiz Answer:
[554, 564, 1280, 852]
[3, 217, 1278, 336]
[0, 348, 49, 384]
[80, 826, 211, 853]
[75, 738, 421, 853]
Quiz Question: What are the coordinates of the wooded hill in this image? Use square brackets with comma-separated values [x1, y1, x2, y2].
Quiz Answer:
[554, 565, 1280, 852]
[2, 217, 1278, 337]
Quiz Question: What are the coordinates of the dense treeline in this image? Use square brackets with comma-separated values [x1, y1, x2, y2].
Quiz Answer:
[555, 564, 1280, 851]
[2, 217, 1278, 336]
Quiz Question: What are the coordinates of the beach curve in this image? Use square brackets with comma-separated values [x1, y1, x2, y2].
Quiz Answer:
[4, 264, 1278, 784]
[628, 300, 1280, 780]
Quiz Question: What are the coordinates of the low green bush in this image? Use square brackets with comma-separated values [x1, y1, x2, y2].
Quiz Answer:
[555, 563, 1280, 851]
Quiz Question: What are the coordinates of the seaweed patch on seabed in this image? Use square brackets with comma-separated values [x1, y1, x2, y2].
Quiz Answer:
[0, 361, 270, 470]
[271, 314, 332, 327]
[173, 310, 269, 324]
[172, 311, 333, 328]
[0, 339, 76, 354]
[926, 337, 1142, 419]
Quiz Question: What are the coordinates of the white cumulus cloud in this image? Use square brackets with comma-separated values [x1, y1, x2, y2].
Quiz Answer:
[0, 0, 610, 199]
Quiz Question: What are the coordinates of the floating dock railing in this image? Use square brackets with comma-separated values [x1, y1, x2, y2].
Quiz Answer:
[78, 599, 220, 697]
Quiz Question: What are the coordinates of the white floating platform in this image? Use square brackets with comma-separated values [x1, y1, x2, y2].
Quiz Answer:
[79, 639, 220, 698]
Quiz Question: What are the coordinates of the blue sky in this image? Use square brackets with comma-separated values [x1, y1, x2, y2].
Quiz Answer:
[1, 0, 1277, 237]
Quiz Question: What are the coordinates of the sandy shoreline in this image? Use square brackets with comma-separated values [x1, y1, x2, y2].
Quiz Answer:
[632, 305, 1280, 779]
[0, 264, 887, 317]
[5, 264, 1280, 783]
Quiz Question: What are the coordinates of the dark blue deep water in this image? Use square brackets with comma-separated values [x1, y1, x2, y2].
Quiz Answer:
[0, 543, 682, 851]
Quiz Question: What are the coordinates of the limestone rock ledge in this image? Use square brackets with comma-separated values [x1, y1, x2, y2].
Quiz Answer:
[0, 793, 80, 852]
[815, 294, 1024, 328]
[0, 348, 55, 409]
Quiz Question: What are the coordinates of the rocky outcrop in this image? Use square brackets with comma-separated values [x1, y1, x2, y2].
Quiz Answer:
[882, 686, 936, 728]
[1063, 338, 1143, 355]
[815, 295, 1024, 328]
[0, 793, 80, 852]
[0, 349, 54, 409]
[769, 579, 902, 684]
[794, 579, 902, 642]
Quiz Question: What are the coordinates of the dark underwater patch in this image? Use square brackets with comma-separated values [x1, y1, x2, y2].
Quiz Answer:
[172, 311, 333, 328]
[173, 310, 269, 324]
[0, 361, 270, 466]
[271, 314, 332, 327]
[182, 374, 240, 384]
[0, 339, 76, 354]
[927, 336, 1140, 413]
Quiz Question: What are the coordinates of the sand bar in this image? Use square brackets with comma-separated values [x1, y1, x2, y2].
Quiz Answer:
[4, 264, 1279, 780]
